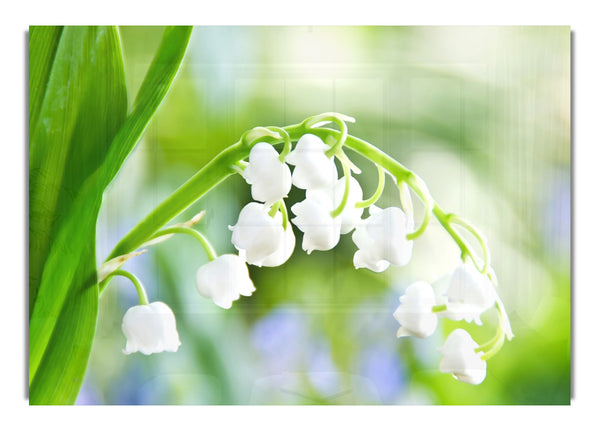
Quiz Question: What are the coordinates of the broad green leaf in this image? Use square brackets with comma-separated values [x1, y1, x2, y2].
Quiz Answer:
[29, 26, 127, 402]
[29, 26, 127, 313]
[29, 25, 193, 404]
[29, 183, 100, 403]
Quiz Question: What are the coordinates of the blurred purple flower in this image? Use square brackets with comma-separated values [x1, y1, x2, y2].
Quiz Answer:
[251, 307, 344, 399]
[108, 365, 152, 405]
[358, 344, 405, 404]
[251, 307, 308, 372]
[542, 177, 570, 261]
[307, 341, 341, 395]
[75, 382, 103, 405]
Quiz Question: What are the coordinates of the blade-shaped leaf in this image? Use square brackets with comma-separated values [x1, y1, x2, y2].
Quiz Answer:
[29, 198, 99, 403]
[28, 26, 128, 401]
[29, 25, 193, 404]
[101, 26, 193, 185]
[29, 26, 127, 312]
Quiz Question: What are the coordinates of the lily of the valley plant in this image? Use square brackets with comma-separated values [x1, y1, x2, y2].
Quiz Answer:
[98, 112, 513, 385]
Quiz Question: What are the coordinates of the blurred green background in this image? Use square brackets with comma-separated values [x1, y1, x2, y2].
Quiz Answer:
[82, 26, 570, 405]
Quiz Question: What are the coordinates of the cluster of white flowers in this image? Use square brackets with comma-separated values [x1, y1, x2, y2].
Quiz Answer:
[113, 120, 511, 387]
[192, 133, 417, 313]
[392, 263, 499, 384]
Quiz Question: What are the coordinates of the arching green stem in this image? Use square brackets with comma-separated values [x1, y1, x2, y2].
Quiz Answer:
[331, 160, 351, 218]
[325, 118, 347, 158]
[150, 226, 218, 261]
[404, 173, 433, 241]
[432, 205, 482, 271]
[479, 332, 506, 361]
[474, 302, 512, 360]
[104, 122, 415, 269]
[108, 269, 149, 305]
[335, 150, 361, 174]
[475, 323, 504, 354]
[303, 113, 350, 158]
[447, 214, 490, 274]
[398, 182, 414, 216]
[268, 126, 292, 162]
[406, 208, 432, 241]
[105, 142, 247, 264]
[100, 118, 484, 299]
[356, 164, 385, 209]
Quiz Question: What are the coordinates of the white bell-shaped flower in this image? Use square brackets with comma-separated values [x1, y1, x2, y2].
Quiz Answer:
[393, 281, 438, 338]
[242, 142, 292, 206]
[351, 205, 414, 272]
[439, 329, 487, 385]
[230, 202, 285, 266]
[260, 221, 295, 267]
[195, 254, 256, 309]
[121, 301, 181, 355]
[310, 175, 364, 234]
[291, 189, 342, 254]
[440, 263, 496, 325]
[285, 134, 338, 191]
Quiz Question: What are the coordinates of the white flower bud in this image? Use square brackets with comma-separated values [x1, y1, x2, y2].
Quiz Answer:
[195, 254, 256, 309]
[291, 189, 341, 254]
[285, 134, 338, 191]
[351, 206, 414, 272]
[439, 329, 487, 385]
[242, 142, 292, 206]
[439, 263, 496, 325]
[393, 281, 438, 338]
[230, 202, 285, 266]
[121, 301, 181, 355]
